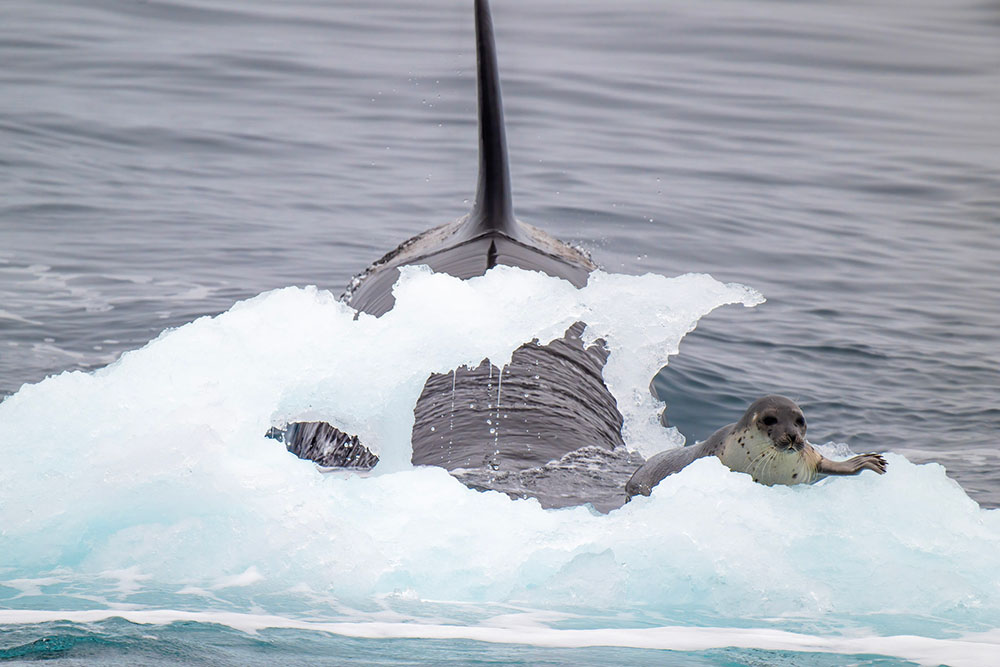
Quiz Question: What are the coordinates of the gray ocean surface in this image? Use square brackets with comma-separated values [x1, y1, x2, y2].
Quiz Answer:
[1, 0, 999, 662]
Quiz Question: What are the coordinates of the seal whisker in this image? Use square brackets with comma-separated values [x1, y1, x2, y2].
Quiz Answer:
[763, 449, 781, 484]
[768, 450, 783, 482]
[747, 447, 774, 481]
[745, 449, 765, 477]
[756, 451, 773, 479]
[757, 450, 775, 479]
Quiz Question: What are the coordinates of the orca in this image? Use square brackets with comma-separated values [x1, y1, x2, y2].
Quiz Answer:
[277, 0, 636, 511]
[344, 0, 594, 316]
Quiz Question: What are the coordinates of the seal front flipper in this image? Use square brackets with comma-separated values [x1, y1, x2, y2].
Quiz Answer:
[815, 452, 888, 477]
[625, 447, 706, 498]
[624, 425, 730, 499]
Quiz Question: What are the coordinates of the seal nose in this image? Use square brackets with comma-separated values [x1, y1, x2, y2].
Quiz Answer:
[778, 431, 803, 450]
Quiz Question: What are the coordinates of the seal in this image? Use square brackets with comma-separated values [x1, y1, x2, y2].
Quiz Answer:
[625, 395, 887, 498]
[274, 0, 627, 510]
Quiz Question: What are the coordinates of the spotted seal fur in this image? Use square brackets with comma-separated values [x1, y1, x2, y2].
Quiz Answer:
[625, 395, 887, 498]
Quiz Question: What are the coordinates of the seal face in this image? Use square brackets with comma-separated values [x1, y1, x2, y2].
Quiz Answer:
[718, 395, 817, 485]
[625, 395, 887, 499]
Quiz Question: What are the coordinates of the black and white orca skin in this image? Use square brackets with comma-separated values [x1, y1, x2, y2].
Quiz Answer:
[342, 0, 595, 317]
[280, 0, 632, 510]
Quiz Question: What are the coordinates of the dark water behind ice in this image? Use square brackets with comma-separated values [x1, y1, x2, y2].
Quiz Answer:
[2, 0, 999, 515]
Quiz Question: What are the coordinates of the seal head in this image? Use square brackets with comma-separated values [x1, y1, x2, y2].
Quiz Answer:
[718, 395, 816, 485]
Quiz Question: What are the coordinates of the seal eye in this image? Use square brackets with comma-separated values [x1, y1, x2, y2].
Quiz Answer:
[796, 417, 805, 427]
[762, 416, 777, 426]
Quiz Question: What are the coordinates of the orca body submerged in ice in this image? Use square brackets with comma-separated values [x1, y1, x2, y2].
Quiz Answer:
[278, 0, 637, 511]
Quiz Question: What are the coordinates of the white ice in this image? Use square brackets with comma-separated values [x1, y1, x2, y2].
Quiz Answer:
[1, 266, 997, 664]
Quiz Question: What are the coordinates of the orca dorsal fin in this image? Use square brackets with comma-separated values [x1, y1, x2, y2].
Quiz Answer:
[459, 0, 522, 242]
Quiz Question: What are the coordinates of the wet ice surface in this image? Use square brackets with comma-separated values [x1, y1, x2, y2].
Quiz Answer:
[1, 268, 999, 665]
